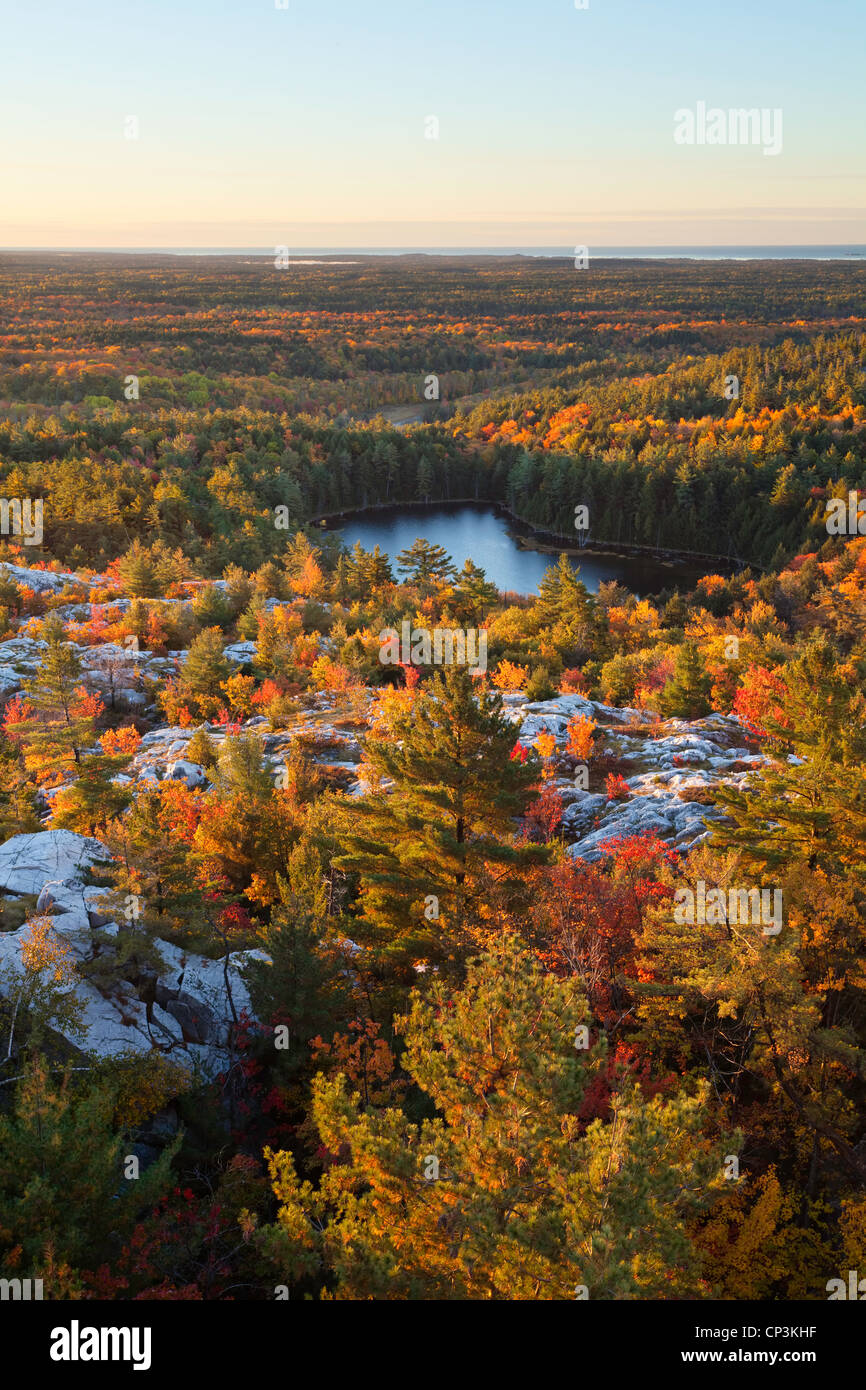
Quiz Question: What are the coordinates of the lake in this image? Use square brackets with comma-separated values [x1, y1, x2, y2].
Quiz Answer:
[332, 503, 710, 597]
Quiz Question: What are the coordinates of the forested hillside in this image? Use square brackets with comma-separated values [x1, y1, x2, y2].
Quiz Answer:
[1, 256, 864, 572]
[0, 255, 864, 1302]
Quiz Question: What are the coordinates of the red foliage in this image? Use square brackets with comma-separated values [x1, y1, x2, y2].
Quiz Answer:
[533, 834, 675, 1026]
[605, 771, 630, 800]
[733, 665, 790, 738]
[217, 901, 252, 936]
[251, 677, 289, 706]
[72, 686, 105, 720]
[560, 668, 588, 693]
[157, 780, 202, 844]
[2, 694, 34, 737]
[215, 708, 241, 735]
[578, 1040, 681, 1124]
[523, 784, 564, 842]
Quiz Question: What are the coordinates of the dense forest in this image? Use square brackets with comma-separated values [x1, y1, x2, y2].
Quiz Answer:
[0, 255, 864, 1302]
[1, 255, 864, 574]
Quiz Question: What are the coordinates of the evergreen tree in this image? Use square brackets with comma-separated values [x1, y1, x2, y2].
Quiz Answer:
[212, 731, 275, 801]
[116, 540, 160, 598]
[366, 544, 393, 589]
[180, 627, 232, 697]
[244, 890, 349, 1089]
[657, 641, 712, 719]
[536, 554, 592, 627]
[331, 554, 351, 604]
[396, 538, 457, 588]
[50, 752, 132, 837]
[191, 583, 232, 630]
[237, 592, 268, 642]
[258, 935, 731, 1300]
[0, 1058, 177, 1280]
[0, 566, 23, 618]
[712, 638, 866, 881]
[21, 615, 97, 779]
[185, 727, 218, 770]
[95, 784, 205, 958]
[332, 667, 546, 977]
[450, 559, 499, 621]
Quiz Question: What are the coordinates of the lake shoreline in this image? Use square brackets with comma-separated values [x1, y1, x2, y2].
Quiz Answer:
[312, 497, 752, 576]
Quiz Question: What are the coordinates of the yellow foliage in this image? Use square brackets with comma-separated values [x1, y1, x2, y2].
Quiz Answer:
[106, 1052, 193, 1129]
[695, 1170, 835, 1299]
[491, 660, 528, 692]
[534, 730, 556, 773]
[20, 916, 77, 987]
[566, 713, 595, 760]
[221, 673, 256, 717]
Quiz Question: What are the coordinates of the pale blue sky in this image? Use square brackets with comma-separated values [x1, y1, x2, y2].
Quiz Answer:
[1, 0, 863, 245]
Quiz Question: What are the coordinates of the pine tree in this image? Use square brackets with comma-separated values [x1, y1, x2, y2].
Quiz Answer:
[237, 591, 268, 641]
[258, 935, 731, 1300]
[20, 615, 99, 780]
[116, 540, 160, 598]
[638, 641, 866, 1189]
[657, 641, 712, 719]
[191, 583, 232, 630]
[535, 553, 592, 627]
[0, 1058, 177, 1280]
[396, 538, 456, 588]
[94, 783, 205, 959]
[180, 626, 232, 697]
[212, 731, 275, 801]
[185, 727, 218, 770]
[331, 554, 351, 604]
[244, 890, 349, 1088]
[450, 559, 500, 621]
[332, 667, 546, 976]
[50, 753, 132, 837]
[713, 637, 866, 878]
[366, 544, 393, 589]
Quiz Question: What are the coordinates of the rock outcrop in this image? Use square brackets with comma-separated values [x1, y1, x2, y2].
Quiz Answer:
[0, 829, 264, 1080]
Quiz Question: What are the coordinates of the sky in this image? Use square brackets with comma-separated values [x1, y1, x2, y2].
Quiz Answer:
[1, 0, 863, 248]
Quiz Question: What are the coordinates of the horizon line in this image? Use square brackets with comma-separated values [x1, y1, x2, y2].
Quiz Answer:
[2, 242, 865, 256]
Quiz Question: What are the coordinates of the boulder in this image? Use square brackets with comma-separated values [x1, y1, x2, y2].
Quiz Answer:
[0, 830, 266, 1080]
[166, 760, 208, 789]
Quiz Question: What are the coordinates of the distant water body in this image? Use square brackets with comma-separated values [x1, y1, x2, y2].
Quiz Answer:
[335, 503, 712, 598]
[30, 245, 866, 261]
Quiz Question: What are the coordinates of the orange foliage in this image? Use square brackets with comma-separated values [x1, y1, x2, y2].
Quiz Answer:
[565, 713, 595, 760]
[491, 660, 528, 692]
[100, 725, 142, 756]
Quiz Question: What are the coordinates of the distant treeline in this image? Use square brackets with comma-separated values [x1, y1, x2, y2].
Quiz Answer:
[0, 256, 863, 572]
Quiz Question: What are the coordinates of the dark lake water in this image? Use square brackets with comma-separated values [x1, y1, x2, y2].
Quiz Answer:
[333, 503, 708, 597]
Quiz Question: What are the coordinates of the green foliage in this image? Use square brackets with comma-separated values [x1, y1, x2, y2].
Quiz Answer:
[657, 641, 712, 719]
[333, 667, 546, 977]
[0, 1057, 177, 1279]
[257, 935, 730, 1299]
[181, 627, 232, 697]
[525, 664, 557, 701]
